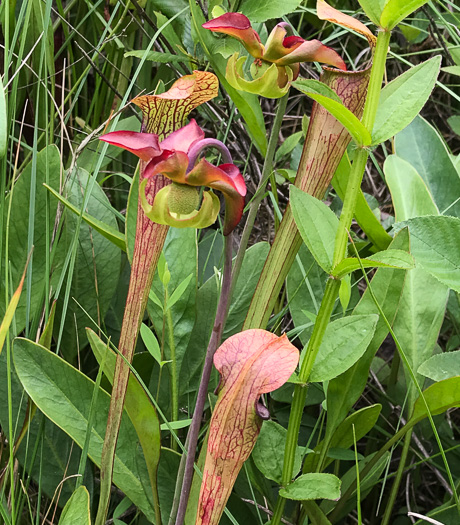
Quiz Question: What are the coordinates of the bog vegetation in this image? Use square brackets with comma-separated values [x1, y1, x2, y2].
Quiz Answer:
[1, 1, 460, 525]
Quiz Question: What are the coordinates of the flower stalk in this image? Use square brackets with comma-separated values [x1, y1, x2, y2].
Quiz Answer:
[173, 231, 234, 525]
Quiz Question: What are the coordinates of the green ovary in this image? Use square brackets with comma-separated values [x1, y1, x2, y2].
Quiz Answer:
[167, 183, 200, 215]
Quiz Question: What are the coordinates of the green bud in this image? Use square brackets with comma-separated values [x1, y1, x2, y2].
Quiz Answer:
[167, 183, 200, 215]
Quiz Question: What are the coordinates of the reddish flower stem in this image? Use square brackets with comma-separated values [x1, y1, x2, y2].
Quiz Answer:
[172, 232, 234, 525]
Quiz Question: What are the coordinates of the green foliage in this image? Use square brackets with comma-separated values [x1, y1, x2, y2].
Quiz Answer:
[292, 81, 372, 146]
[395, 216, 460, 292]
[290, 186, 338, 273]
[372, 56, 441, 144]
[3, 1, 459, 523]
[239, 0, 304, 23]
[58, 486, 91, 525]
[309, 314, 379, 382]
[279, 473, 341, 501]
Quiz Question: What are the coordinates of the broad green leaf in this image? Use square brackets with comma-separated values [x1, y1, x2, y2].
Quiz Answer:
[224, 242, 270, 339]
[87, 329, 161, 514]
[279, 473, 341, 501]
[290, 186, 339, 273]
[0, 146, 61, 333]
[292, 81, 372, 146]
[380, 0, 430, 30]
[385, 155, 439, 221]
[411, 377, 460, 423]
[58, 486, 90, 525]
[44, 183, 126, 251]
[196, 330, 299, 525]
[304, 404, 381, 472]
[418, 351, 460, 382]
[326, 230, 409, 439]
[309, 314, 379, 382]
[386, 154, 448, 408]
[13, 338, 156, 521]
[395, 116, 460, 217]
[252, 421, 302, 483]
[331, 249, 414, 278]
[395, 216, 460, 292]
[332, 153, 391, 251]
[372, 56, 441, 144]
[54, 168, 121, 358]
[239, 0, 303, 23]
[124, 50, 186, 63]
[448, 115, 460, 136]
[0, 75, 6, 158]
[357, 0, 385, 25]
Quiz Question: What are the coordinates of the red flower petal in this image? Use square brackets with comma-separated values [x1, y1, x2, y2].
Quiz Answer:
[143, 151, 189, 184]
[276, 39, 346, 70]
[203, 13, 263, 59]
[99, 131, 161, 161]
[159, 119, 205, 154]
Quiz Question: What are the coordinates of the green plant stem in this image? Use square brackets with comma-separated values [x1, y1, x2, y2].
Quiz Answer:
[165, 289, 179, 440]
[230, 92, 289, 295]
[270, 29, 391, 525]
[381, 429, 412, 525]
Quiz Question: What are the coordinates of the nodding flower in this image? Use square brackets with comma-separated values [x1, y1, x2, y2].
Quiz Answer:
[100, 120, 246, 235]
[203, 12, 346, 98]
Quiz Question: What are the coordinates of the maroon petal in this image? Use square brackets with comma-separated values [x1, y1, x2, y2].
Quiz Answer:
[203, 13, 264, 59]
[143, 150, 189, 184]
[99, 131, 161, 161]
[160, 119, 205, 154]
[276, 39, 346, 70]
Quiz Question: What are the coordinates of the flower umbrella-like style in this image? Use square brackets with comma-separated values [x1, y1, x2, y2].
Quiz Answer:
[100, 119, 246, 235]
[203, 12, 346, 98]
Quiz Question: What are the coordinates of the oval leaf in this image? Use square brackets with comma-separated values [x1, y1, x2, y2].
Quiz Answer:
[418, 351, 460, 382]
[384, 155, 439, 221]
[394, 215, 460, 292]
[309, 314, 379, 382]
[372, 56, 441, 144]
[290, 185, 339, 273]
[252, 420, 302, 483]
[13, 338, 156, 521]
[196, 329, 299, 525]
[280, 473, 341, 501]
[380, 0, 430, 30]
[411, 377, 460, 423]
[357, 0, 385, 26]
[58, 486, 90, 525]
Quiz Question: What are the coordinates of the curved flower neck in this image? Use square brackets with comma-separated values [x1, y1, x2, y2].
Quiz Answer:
[187, 138, 233, 173]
